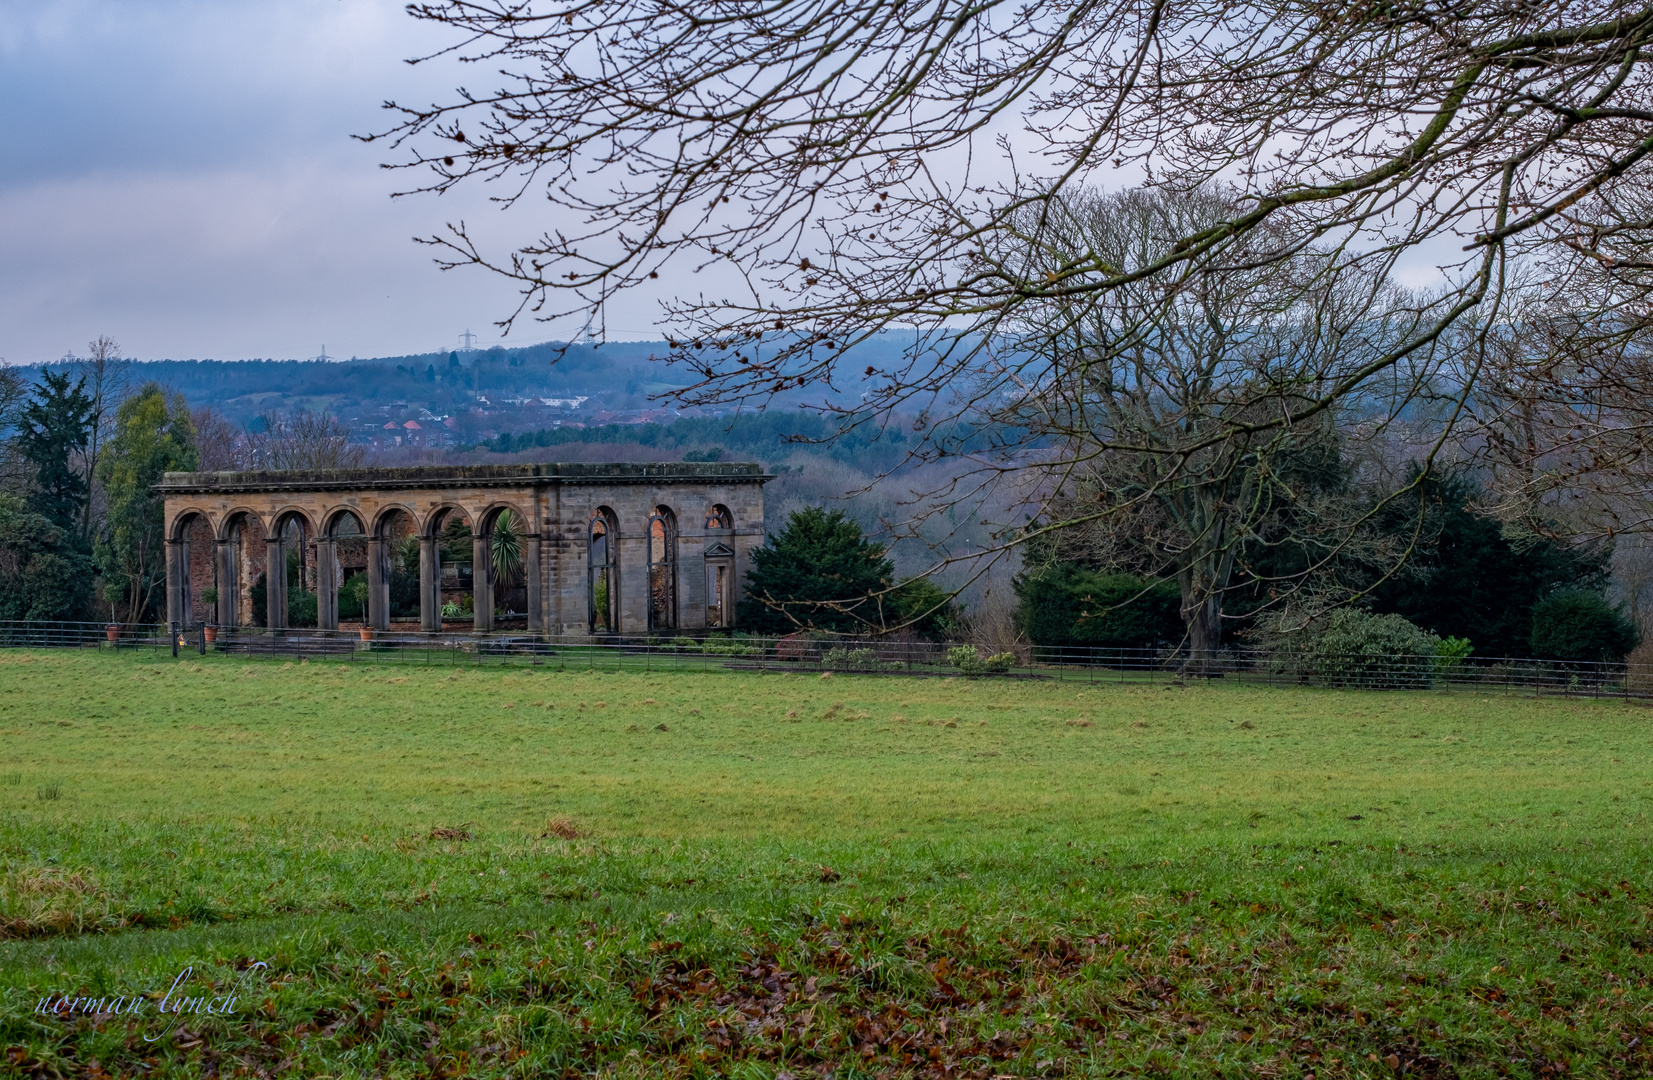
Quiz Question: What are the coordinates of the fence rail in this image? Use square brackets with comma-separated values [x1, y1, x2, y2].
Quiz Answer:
[1, 621, 1646, 698]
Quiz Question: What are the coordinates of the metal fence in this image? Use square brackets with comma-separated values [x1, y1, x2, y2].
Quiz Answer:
[0, 620, 1646, 698]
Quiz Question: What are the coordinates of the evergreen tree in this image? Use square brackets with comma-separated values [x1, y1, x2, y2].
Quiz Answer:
[1014, 565, 1183, 652]
[0, 495, 94, 621]
[1367, 469, 1610, 657]
[15, 371, 93, 539]
[1530, 591, 1640, 663]
[738, 507, 951, 635]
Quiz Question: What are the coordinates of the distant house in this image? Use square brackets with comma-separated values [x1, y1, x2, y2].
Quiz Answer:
[403, 420, 423, 447]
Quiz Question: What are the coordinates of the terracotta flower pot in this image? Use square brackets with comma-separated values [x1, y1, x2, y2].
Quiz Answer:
[359, 627, 374, 642]
[104, 624, 120, 642]
[203, 626, 218, 643]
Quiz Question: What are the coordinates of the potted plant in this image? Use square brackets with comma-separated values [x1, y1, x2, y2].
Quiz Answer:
[359, 626, 374, 641]
[203, 625, 219, 644]
[104, 624, 121, 642]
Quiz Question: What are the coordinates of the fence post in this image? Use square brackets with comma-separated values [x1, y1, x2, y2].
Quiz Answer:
[171, 622, 179, 658]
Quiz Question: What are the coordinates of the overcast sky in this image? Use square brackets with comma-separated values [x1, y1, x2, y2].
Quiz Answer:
[0, 0, 640, 365]
[0, 1, 1469, 369]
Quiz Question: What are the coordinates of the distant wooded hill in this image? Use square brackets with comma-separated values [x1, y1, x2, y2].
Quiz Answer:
[11, 333, 933, 426]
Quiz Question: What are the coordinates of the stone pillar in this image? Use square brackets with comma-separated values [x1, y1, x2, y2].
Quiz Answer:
[265, 534, 288, 630]
[316, 538, 339, 630]
[680, 533, 707, 630]
[366, 536, 388, 630]
[472, 532, 494, 633]
[215, 538, 236, 627]
[419, 535, 439, 632]
[618, 526, 646, 635]
[525, 532, 543, 633]
[165, 538, 184, 629]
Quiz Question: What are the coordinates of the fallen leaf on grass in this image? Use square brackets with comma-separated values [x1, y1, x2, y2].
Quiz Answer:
[429, 824, 474, 841]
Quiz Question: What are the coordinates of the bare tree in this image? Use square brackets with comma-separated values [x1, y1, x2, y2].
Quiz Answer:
[248, 408, 368, 472]
[71, 335, 131, 549]
[191, 407, 252, 471]
[370, 2, 1653, 403]
[1468, 265, 1653, 541]
[997, 186, 1438, 665]
[0, 363, 31, 497]
[354, 1, 1653, 610]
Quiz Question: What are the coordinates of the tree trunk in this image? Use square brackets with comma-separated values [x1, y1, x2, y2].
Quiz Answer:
[1177, 542, 1236, 677]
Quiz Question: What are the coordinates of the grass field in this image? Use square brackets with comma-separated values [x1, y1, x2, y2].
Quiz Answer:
[3, 650, 1653, 1077]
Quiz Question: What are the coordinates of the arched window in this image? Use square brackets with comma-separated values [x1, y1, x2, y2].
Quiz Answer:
[705, 504, 732, 530]
[589, 509, 617, 633]
[647, 506, 677, 631]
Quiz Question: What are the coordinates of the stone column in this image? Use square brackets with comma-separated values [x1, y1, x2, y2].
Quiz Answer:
[316, 538, 339, 630]
[165, 538, 184, 630]
[472, 532, 494, 633]
[419, 535, 439, 632]
[265, 534, 288, 630]
[366, 536, 388, 630]
[525, 532, 543, 633]
[215, 538, 236, 627]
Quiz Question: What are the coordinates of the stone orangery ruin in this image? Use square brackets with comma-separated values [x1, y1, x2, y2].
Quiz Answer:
[158, 463, 768, 637]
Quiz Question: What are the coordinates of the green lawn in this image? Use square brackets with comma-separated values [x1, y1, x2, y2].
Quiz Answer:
[3, 650, 1653, 1077]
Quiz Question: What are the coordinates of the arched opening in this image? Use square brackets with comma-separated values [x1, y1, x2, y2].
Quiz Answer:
[648, 506, 677, 631]
[322, 510, 366, 630]
[255, 511, 316, 629]
[169, 512, 214, 628]
[480, 505, 529, 628]
[217, 510, 268, 628]
[706, 504, 733, 530]
[589, 508, 618, 634]
[374, 507, 421, 629]
[428, 506, 475, 626]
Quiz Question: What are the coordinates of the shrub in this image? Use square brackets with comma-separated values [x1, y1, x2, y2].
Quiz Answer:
[981, 652, 1017, 674]
[669, 636, 701, 652]
[1433, 636, 1474, 677]
[1279, 609, 1441, 689]
[1530, 590, 1640, 663]
[1013, 565, 1182, 653]
[949, 645, 1017, 675]
[338, 574, 369, 621]
[287, 589, 318, 628]
[702, 635, 760, 656]
[246, 574, 320, 627]
[823, 646, 882, 669]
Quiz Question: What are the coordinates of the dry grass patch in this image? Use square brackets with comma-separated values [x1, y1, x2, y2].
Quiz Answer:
[0, 867, 106, 939]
